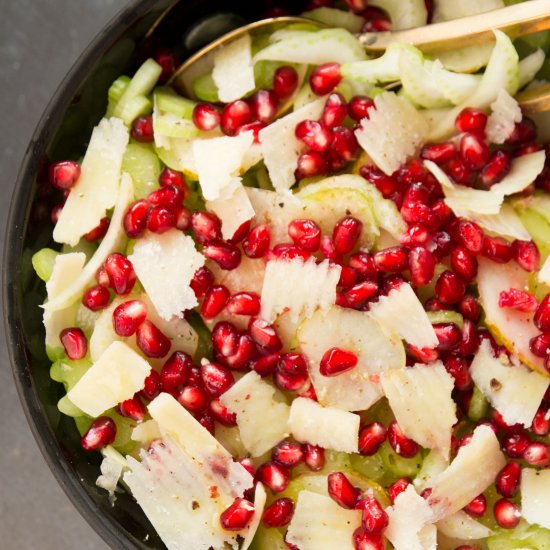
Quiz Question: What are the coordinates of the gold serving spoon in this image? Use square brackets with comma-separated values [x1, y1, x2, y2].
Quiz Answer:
[168, 0, 550, 112]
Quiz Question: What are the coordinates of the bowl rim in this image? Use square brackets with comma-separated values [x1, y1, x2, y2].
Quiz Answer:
[3, 1, 163, 547]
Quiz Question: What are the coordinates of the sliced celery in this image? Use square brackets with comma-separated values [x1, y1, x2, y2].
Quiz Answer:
[426, 310, 465, 330]
[192, 73, 220, 103]
[50, 358, 92, 390]
[113, 94, 152, 126]
[57, 395, 84, 417]
[121, 142, 161, 199]
[61, 239, 97, 260]
[249, 526, 287, 550]
[254, 60, 286, 90]
[153, 113, 199, 139]
[46, 345, 65, 363]
[378, 442, 424, 481]
[107, 75, 131, 116]
[154, 87, 196, 119]
[468, 385, 489, 422]
[32, 248, 59, 282]
[487, 522, 550, 549]
[118, 58, 162, 104]
[516, 208, 550, 258]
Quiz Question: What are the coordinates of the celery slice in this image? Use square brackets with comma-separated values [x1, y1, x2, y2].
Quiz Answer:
[426, 310, 464, 330]
[121, 142, 161, 199]
[116, 59, 161, 104]
[468, 385, 489, 421]
[107, 75, 131, 116]
[113, 95, 152, 126]
[153, 87, 196, 119]
[32, 248, 59, 282]
[192, 73, 220, 102]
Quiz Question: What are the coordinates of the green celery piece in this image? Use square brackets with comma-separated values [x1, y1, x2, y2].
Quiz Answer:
[106, 75, 131, 116]
[378, 442, 424, 481]
[114, 94, 152, 126]
[61, 238, 97, 260]
[32, 248, 59, 282]
[154, 87, 196, 119]
[349, 453, 386, 482]
[50, 357, 92, 391]
[426, 310, 465, 330]
[121, 142, 161, 199]
[468, 385, 489, 422]
[516, 208, 550, 258]
[488, 522, 550, 549]
[192, 73, 220, 103]
[46, 345, 65, 363]
[57, 395, 84, 418]
[187, 311, 212, 363]
[249, 526, 287, 550]
[110, 410, 138, 455]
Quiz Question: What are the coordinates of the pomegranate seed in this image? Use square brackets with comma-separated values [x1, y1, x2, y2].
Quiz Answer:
[295, 150, 329, 180]
[256, 462, 290, 493]
[358, 422, 387, 456]
[209, 398, 237, 426]
[319, 347, 358, 376]
[201, 361, 234, 397]
[463, 494, 487, 517]
[141, 370, 160, 401]
[211, 322, 239, 359]
[278, 353, 308, 376]
[223, 334, 258, 370]
[480, 150, 511, 187]
[192, 103, 221, 131]
[495, 462, 521, 498]
[262, 498, 294, 528]
[388, 478, 411, 504]
[339, 265, 359, 289]
[409, 247, 436, 286]
[60, 328, 87, 360]
[104, 253, 136, 295]
[239, 457, 255, 477]
[531, 407, 550, 435]
[492, 410, 522, 433]
[84, 217, 110, 242]
[327, 472, 360, 509]
[154, 48, 177, 83]
[506, 117, 537, 145]
[228, 220, 251, 245]
[177, 385, 208, 413]
[321, 92, 347, 129]
[434, 323, 461, 351]
[203, 242, 241, 270]
[112, 299, 148, 337]
[373, 246, 408, 273]
[131, 115, 154, 142]
[147, 205, 176, 233]
[512, 240, 540, 272]
[273, 369, 309, 392]
[450, 246, 478, 281]
[249, 318, 282, 353]
[534, 294, 550, 331]
[353, 528, 384, 550]
[251, 353, 280, 377]
[198, 412, 215, 434]
[331, 126, 359, 163]
[361, 7, 391, 32]
[431, 199, 455, 227]
[425, 298, 449, 312]
[243, 224, 271, 258]
[221, 100, 252, 136]
[249, 89, 278, 124]
[303, 444, 325, 471]
[348, 96, 374, 122]
[201, 285, 230, 319]
[455, 108, 488, 135]
[459, 295, 481, 322]
[349, 252, 379, 280]
[524, 442, 550, 467]
[431, 230, 453, 259]
[360, 165, 397, 197]
[190, 267, 214, 301]
[226, 292, 261, 316]
[81, 416, 116, 451]
[82, 285, 110, 311]
[494, 498, 520, 529]
[455, 220, 484, 253]
[320, 235, 343, 263]
[482, 235, 513, 263]
[148, 186, 184, 208]
[273, 66, 299, 99]
[388, 420, 419, 458]
[191, 212, 222, 246]
[174, 206, 191, 231]
[159, 167, 187, 192]
[136, 320, 171, 358]
[344, 280, 379, 309]
[220, 498, 255, 531]
[435, 270, 466, 305]
[118, 395, 146, 422]
[421, 143, 457, 164]
[460, 319, 480, 356]
[310, 62, 342, 95]
[273, 440, 304, 467]
[357, 496, 388, 533]
[345, 0, 369, 13]
[124, 199, 150, 238]
[288, 219, 321, 251]
[407, 345, 439, 364]
[499, 288, 538, 312]
[444, 355, 472, 391]
[502, 431, 531, 458]
[400, 224, 430, 248]
[49, 160, 81, 190]
[237, 120, 266, 143]
[446, 157, 475, 186]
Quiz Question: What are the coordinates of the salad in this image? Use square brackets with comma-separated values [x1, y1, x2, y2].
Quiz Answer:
[32, 0, 550, 548]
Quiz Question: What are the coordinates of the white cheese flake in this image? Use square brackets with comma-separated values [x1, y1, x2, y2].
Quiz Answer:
[486, 89, 522, 144]
[241, 483, 267, 550]
[96, 446, 128, 501]
[436, 511, 493, 541]
[521, 468, 550, 530]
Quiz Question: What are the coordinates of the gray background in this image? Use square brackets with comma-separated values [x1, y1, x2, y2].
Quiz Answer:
[0, 1, 129, 547]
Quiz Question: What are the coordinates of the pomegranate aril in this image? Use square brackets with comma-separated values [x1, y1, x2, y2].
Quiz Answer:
[320, 235, 343, 263]
[524, 441, 550, 467]
[278, 353, 308, 376]
[249, 89, 278, 124]
[131, 115, 154, 142]
[147, 205, 176, 233]
[349, 252, 379, 280]
[319, 347, 358, 376]
[407, 344, 439, 364]
[112, 299, 147, 337]
[310, 62, 342, 96]
[192, 211, 222, 245]
[531, 407, 550, 436]
[192, 102, 221, 131]
[331, 125, 359, 163]
[104, 253, 136, 295]
[450, 246, 478, 281]
[251, 353, 280, 377]
[361, 7, 391, 32]
[463, 494, 487, 517]
[269, 243, 311, 262]
[84, 217, 110, 242]
[409, 247, 436, 286]
[211, 322, 239, 360]
[344, 280, 379, 309]
[124, 199, 150, 238]
[159, 352, 192, 393]
[444, 355, 472, 391]
[148, 186, 184, 208]
[358, 422, 387, 456]
[431, 199, 455, 227]
[357, 496, 388, 534]
[431, 230, 453, 259]
[353, 528, 385, 550]
[512, 239, 540, 272]
[220, 497, 255, 531]
[455, 108, 488, 135]
[373, 246, 408, 273]
[304, 444, 325, 471]
[499, 288, 538, 313]
[295, 150, 329, 180]
[141, 370, 161, 401]
[159, 167, 187, 192]
[348, 95, 374, 122]
[495, 462, 521, 498]
[288, 218, 321, 252]
[154, 48, 177, 83]
[203, 242, 241, 271]
[201, 285, 230, 319]
[256, 462, 290, 493]
[388, 420, 419, 458]
[534, 294, 550, 331]
[345, 0, 369, 13]
[327, 472, 360, 509]
[459, 295, 481, 322]
[482, 235, 513, 264]
[388, 478, 411, 504]
[434, 323, 461, 351]
[435, 270, 466, 305]
[226, 292, 261, 317]
[455, 220, 484, 253]
[502, 431, 531, 458]
[82, 285, 111, 311]
[321, 92, 347, 129]
[201, 361, 234, 397]
[221, 100, 252, 136]
[49, 160, 81, 190]
[242, 224, 271, 259]
[400, 224, 430, 248]
[81, 416, 116, 451]
[446, 157, 475, 186]
[273, 65, 299, 99]
[262, 498, 294, 528]
[222, 334, 258, 370]
[460, 319, 480, 356]
[360, 164, 398, 197]
[189, 267, 214, 301]
[421, 142, 457, 164]
[177, 385, 208, 413]
[339, 265, 358, 289]
[249, 318, 282, 353]
[136, 320, 171, 358]
[506, 117, 537, 145]
[494, 498, 520, 529]
[480, 150, 511, 187]
[273, 369, 309, 392]
[273, 439, 304, 467]
[209, 397, 237, 426]
[60, 328, 87, 360]
[118, 394, 146, 422]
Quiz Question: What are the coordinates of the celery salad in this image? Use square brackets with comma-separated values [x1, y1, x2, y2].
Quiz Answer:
[34, 0, 550, 548]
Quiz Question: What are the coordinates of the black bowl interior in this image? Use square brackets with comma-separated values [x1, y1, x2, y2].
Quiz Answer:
[3, 0, 306, 547]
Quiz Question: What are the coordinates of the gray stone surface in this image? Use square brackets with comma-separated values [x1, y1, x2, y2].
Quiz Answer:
[0, 1, 128, 547]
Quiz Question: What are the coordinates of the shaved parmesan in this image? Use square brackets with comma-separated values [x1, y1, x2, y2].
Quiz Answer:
[209, 254, 266, 296]
[259, 98, 325, 191]
[220, 372, 290, 457]
[96, 446, 127, 501]
[298, 306, 405, 411]
[539, 256, 550, 285]
[289, 397, 360, 453]
[369, 283, 439, 349]
[212, 34, 255, 103]
[43, 252, 86, 349]
[491, 151, 546, 196]
[193, 131, 254, 200]
[427, 425, 506, 521]
[241, 483, 267, 550]
[521, 468, 550, 530]
[131, 419, 161, 445]
[286, 490, 361, 550]
[381, 362, 457, 458]
[436, 511, 493, 541]
[68, 341, 151, 417]
[385, 485, 436, 550]
[260, 257, 341, 323]
[355, 92, 429, 175]
[433, 0, 504, 22]
[129, 229, 205, 321]
[54, 118, 129, 246]
[486, 89, 522, 144]
[470, 341, 549, 428]
[468, 204, 531, 241]
[206, 178, 255, 240]
[43, 173, 134, 312]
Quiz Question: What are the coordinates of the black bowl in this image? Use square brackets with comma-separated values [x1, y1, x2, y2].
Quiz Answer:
[3, 0, 305, 547]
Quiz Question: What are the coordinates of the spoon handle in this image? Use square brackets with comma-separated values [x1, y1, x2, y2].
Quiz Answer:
[360, 0, 550, 53]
